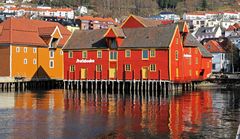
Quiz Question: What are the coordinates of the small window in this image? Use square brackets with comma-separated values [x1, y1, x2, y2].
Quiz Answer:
[60, 50, 63, 55]
[70, 65, 75, 72]
[24, 47, 27, 53]
[125, 64, 131, 71]
[33, 48, 37, 53]
[207, 62, 210, 68]
[24, 58, 27, 64]
[196, 57, 198, 64]
[176, 38, 178, 44]
[68, 51, 73, 58]
[16, 47, 20, 53]
[33, 59, 37, 65]
[189, 58, 192, 65]
[195, 49, 198, 54]
[96, 65, 102, 72]
[49, 50, 54, 58]
[150, 49, 155, 57]
[150, 64, 156, 72]
[175, 50, 179, 60]
[142, 50, 149, 60]
[49, 60, 54, 68]
[125, 50, 131, 58]
[195, 70, 198, 76]
[82, 51, 87, 59]
[189, 69, 192, 76]
[97, 50, 102, 58]
[110, 51, 117, 60]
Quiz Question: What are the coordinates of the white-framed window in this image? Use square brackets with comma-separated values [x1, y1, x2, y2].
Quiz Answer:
[33, 59, 37, 65]
[125, 50, 131, 58]
[96, 65, 102, 72]
[142, 49, 149, 60]
[24, 47, 27, 53]
[125, 64, 131, 71]
[82, 51, 87, 59]
[33, 47, 37, 53]
[97, 50, 102, 58]
[49, 50, 54, 58]
[16, 47, 20, 53]
[49, 60, 54, 68]
[24, 58, 27, 64]
[68, 51, 73, 58]
[109, 51, 117, 60]
[175, 50, 179, 60]
[150, 49, 156, 57]
[70, 65, 75, 72]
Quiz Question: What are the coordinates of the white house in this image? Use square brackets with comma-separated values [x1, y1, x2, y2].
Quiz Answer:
[194, 26, 222, 41]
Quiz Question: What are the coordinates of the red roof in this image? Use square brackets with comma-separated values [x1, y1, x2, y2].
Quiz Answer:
[204, 40, 225, 53]
[0, 17, 71, 47]
[226, 23, 240, 31]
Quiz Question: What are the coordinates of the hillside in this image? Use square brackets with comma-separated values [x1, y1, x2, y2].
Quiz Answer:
[27, 0, 240, 17]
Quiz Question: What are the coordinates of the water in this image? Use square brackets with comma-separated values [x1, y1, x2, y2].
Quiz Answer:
[0, 89, 239, 139]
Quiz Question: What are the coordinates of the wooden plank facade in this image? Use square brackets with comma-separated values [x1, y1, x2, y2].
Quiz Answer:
[63, 15, 212, 83]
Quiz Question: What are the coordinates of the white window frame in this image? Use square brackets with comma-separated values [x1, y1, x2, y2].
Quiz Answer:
[16, 47, 20, 53]
[33, 59, 37, 65]
[24, 47, 27, 53]
[24, 58, 27, 64]
[49, 50, 54, 58]
[33, 47, 37, 53]
[49, 60, 54, 69]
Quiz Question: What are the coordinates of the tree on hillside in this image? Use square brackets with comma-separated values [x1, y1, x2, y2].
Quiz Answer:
[201, 0, 207, 10]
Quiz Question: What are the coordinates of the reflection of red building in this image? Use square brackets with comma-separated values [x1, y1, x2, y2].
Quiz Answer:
[169, 91, 213, 139]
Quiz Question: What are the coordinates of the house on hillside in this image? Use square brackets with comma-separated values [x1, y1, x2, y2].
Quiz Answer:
[62, 15, 212, 82]
[150, 12, 180, 21]
[0, 18, 71, 81]
[194, 26, 222, 41]
[204, 40, 230, 72]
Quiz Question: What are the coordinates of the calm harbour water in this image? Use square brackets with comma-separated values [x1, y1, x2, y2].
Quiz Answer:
[0, 89, 239, 139]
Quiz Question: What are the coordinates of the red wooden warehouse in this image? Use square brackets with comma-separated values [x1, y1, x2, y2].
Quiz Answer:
[62, 15, 212, 83]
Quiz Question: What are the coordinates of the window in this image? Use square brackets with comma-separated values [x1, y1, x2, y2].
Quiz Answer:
[196, 57, 198, 64]
[189, 58, 192, 65]
[125, 50, 131, 58]
[189, 69, 192, 76]
[70, 65, 75, 72]
[175, 50, 179, 60]
[110, 51, 117, 60]
[176, 38, 178, 44]
[109, 38, 117, 48]
[97, 50, 102, 58]
[196, 70, 198, 76]
[33, 59, 37, 65]
[49, 60, 54, 68]
[68, 51, 73, 58]
[212, 64, 216, 70]
[207, 62, 210, 68]
[82, 51, 87, 59]
[24, 58, 27, 64]
[195, 49, 198, 54]
[60, 50, 63, 55]
[16, 47, 20, 53]
[96, 65, 102, 72]
[24, 47, 27, 53]
[49, 50, 54, 58]
[125, 64, 131, 71]
[150, 49, 156, 57]
[142, 50, 149, 60]
[150, 64, 156, 72]
[33, 47, 37, 53]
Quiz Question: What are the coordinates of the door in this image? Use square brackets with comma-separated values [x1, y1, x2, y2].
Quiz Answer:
[109, 68, 116, 79]
[142, 67, 148, 79]
[81, 68, 87, 79]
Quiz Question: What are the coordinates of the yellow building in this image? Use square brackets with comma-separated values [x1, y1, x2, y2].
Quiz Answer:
[0, 18, 71, 80]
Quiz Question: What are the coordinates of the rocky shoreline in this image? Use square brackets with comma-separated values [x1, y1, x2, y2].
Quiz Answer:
[196, 81, 240, 90]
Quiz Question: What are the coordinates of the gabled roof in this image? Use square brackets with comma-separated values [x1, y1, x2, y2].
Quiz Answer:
[0, 17, 71, 47]
[184, 34, 212, 57]
[132, 15, 163, 27]
[204, 40, 225, 53]
[63, 24, 177, 50]
[195, 26, 220, 37]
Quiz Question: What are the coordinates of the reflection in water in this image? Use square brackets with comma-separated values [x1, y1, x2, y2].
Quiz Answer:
[0, 89, 239, 138]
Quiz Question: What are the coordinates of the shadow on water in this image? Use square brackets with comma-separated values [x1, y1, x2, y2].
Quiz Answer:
[0, 88, 239, 138]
